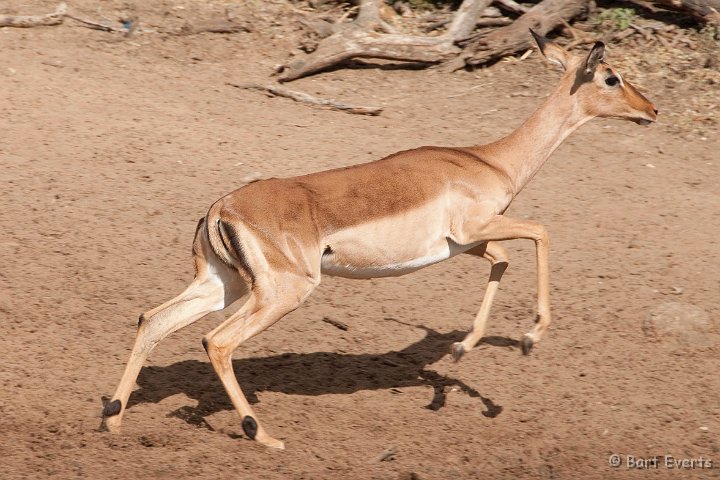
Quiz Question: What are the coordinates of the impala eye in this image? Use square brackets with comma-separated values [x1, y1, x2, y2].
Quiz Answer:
[605, 76, 620, 87]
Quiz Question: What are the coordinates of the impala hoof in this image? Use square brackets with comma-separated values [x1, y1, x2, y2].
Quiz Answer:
[244, 417, 285, 450]
[521, 335, 533, 355]
[103, 399, 122, 417]
[451, 342, 465, 362]
[242, 415, 258, 439]
[100, 414, 122, 433]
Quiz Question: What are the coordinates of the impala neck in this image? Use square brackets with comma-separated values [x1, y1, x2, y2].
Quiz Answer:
[482, 79, 593, 195]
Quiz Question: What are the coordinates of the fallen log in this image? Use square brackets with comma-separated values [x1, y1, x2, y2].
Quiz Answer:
[279, 0, 491, 82]
[451, 0, 592, 70]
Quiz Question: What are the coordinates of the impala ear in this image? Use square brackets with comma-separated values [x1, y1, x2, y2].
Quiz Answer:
[530, 29, 569, 71]
[582, 42, 605, 78]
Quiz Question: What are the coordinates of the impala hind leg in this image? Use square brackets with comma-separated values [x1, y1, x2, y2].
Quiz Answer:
[452, 241, 509, 362]
[102, 223, 246, 432]
[102, 275, 246, 432]
[202, 274, 318, 449]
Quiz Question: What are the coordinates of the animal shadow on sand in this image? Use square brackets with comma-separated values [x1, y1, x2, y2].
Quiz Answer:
[130, 326, 517, 430]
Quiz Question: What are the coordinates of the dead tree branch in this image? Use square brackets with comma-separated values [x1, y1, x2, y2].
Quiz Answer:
[64, 13, 127, 33]
[493, 0, 529, 15]
[451, 0, 592, 70]
[175, 19, 251, 35]
[279, 0, 492, 82]
[0, 3, 66, 28]
[355, 0, 397, 33]
[228, 82, 383, 116]
[652, 0, 720, 23]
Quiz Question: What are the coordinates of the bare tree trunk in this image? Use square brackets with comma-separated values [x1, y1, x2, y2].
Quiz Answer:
[279, 0, 491, 82]
[451, 0, 591, 70]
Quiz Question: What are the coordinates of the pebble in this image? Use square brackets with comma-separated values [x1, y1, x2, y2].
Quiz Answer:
[643, 302, 716, 347]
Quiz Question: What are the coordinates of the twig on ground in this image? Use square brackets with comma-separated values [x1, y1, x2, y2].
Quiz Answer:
[0, 3, 66, 28]
[0, 2, 140, 35]
[322, 316, 349, 331]
[64, 12, 127, 32]
[227, 82, 383, 116]
[175, 20, 251, 35]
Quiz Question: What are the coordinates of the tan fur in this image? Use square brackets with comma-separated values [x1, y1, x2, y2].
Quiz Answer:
[102, 34, 657, 449]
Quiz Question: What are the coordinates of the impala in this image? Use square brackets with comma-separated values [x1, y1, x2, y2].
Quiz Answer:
[102, 31, 657, 449]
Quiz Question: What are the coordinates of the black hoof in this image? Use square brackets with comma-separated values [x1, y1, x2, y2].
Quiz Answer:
[521, 336, 533, 356]
[451, 343, 465, 362]
[242, 415, 258, 440]
[103, 399, 122, 417]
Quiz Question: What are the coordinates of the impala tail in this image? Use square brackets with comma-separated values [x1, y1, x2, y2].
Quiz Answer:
[202, 203, 252, 277]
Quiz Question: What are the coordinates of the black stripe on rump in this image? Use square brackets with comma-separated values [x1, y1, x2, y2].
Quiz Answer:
[219, 220, 256, 284]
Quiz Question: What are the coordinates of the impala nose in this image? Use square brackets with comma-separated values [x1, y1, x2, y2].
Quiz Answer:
[653, 108, 659, 115]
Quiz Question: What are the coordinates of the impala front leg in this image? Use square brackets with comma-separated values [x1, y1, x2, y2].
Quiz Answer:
[457, 214, 550, 355]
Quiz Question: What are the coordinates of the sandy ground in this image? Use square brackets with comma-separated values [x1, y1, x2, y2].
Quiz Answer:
[1, 1, 719, 478]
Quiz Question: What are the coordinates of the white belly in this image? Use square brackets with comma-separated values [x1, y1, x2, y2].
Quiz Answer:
[319, 197, 479, 279]
[320, 238, 471, 278]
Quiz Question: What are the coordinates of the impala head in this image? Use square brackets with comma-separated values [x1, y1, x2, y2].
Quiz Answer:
[530, 29, 658, 126]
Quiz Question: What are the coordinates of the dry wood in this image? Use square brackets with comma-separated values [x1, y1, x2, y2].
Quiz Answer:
[561, 19, 599, 49]
[393, 1, 414, 17]
[477, 17, 514, 27]
[493, 0, 530, 15]
[0, 3, 66, 28]
[227, 82, 383, 116]
[64, 13, 126, 33]
[356, 0, 397, 33]
[451, 0, 591, 70]
[322, 316, 349, 331]
[482, 6, 504, 17]
[424, 16, 513, 33]
[177, 19, 251, 35]
[653, 0, 720, 23]
[279, 0, 491, 82]
[0, 2, 136, 34]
